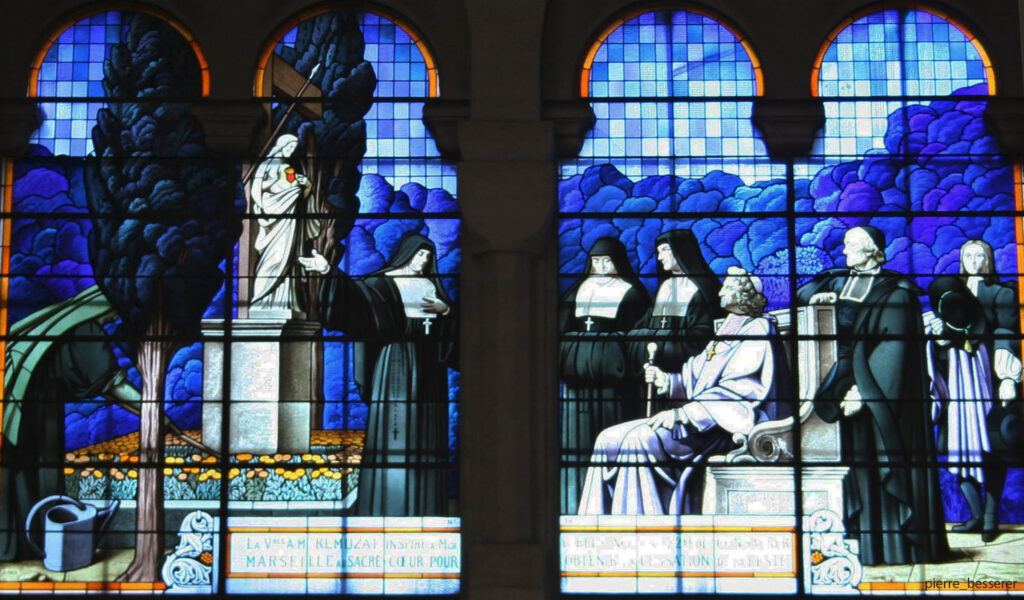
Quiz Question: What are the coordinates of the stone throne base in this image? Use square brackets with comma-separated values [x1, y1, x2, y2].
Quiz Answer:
[693, 305, 861, 593]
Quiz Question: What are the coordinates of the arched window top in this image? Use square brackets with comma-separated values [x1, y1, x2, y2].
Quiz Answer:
[29, 8, 209, 98]
[28, 9, 208, 156]
[581, 9, 762, 98]
[814, 6, 994, 97]
[255, 9, 438, 98]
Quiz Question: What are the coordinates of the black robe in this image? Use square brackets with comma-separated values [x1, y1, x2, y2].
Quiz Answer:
[0, 320, 122, 560]
[559, 272, 649, 514]
[798, 268, 949, 565]
[319, 236, 456, 516]
[628, 230, 723, 386]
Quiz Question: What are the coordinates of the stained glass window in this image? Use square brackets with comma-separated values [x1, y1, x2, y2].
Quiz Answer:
[559, 6, 1022, 595]
[803, 10, 1020, 592]
[3, 7, 458, 595]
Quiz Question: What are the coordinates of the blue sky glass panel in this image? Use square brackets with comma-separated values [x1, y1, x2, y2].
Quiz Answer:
[588, 10, 756, 98]
[818, 9, 986, 98]
[278, 13, 447, 192]
[814, 9, 990, 156]
[579, 10, 766, 181]
[31, 11, 121, 156]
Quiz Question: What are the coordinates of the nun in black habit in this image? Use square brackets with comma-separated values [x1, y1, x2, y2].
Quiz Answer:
[628, 229, 724, 393]
[559, 237, 650, 514]
[308, 233, 456, 516]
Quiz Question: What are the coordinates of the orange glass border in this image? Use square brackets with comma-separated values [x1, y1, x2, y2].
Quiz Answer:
[27, 5, 210, 97]
[579, 5, 764, 98]
[253, 6, 439, 99]
[0, 160, 11, 473]
[810, 3, 995, 97]
[1015, 164, 1023, 362]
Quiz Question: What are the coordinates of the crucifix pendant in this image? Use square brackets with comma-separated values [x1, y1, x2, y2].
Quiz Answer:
[659, 316, 668, 328]
[584, 316, 594, 332]
[423, 317, 433, 334]
[706, 345, 717, 360]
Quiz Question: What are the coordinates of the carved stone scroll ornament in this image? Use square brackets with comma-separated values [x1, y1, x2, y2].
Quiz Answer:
[161, 510, 216, 592]
[724, 400, 814, 463]
[805, 509, 862, 594]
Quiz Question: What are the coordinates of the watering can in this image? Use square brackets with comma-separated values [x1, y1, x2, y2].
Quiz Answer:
[25, 495, 119, 572]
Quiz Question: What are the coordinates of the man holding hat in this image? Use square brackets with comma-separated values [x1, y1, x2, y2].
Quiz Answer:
[797, 225, 949, 565]
[926, 275, 1002, 542]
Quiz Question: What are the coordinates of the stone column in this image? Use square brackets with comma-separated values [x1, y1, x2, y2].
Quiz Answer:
[425, 93, 593, 598]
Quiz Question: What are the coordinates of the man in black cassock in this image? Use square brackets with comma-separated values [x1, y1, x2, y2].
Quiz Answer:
[559, 237, 650, 514]
[301, 233, 456, 516]
[628, 229, 723, 399]
[797, 225, 949, 565]
[0, 286, 138, 560]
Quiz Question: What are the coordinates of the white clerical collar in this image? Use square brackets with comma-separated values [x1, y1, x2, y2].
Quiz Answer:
[840, 266, 880, 303]
[575, 276, 631, 319]
[653, 277, 698, 317]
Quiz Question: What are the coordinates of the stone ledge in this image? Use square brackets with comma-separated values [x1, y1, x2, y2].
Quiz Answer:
[0, 104, 42, 156]
[752, 98, 826, 159]
[984, 98, 1024, 158]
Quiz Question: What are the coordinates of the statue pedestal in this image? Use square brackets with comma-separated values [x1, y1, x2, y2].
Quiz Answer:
[201, 317, 319, 454]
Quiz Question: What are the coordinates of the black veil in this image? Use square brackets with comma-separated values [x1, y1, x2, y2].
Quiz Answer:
[585, 237, 644, 291]
[654, 229, 721, 308]
[372, 232, 453, 306]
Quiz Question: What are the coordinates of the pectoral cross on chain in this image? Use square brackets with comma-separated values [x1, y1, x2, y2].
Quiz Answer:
[584, 316, 594, 332]
[659, 316, 668, 328]
[423, 317, 433, 334]
[706, 344, 718, 360]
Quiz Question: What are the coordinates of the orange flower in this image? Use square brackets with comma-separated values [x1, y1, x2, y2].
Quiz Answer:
[811, 551, 825, 565]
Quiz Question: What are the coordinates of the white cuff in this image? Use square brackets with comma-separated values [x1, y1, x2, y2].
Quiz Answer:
[995, 348, 1022, 383]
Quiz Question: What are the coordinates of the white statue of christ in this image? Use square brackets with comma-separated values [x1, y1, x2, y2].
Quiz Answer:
[249, 133, 320, 317]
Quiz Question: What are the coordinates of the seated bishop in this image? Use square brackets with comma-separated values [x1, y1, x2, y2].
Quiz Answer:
[577, 267, 792, 515]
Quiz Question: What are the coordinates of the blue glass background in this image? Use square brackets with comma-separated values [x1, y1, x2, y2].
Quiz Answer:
[277, 14, 454, 192]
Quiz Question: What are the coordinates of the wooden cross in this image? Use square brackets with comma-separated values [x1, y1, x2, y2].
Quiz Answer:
[264, 54, 324, 119]
[584, 316, 594, 332]
[241, 57, 326, 319]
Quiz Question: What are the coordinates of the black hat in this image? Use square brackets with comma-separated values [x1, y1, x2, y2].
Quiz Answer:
[929, 275, 985, 335]
[1001, 410, 1022, 449]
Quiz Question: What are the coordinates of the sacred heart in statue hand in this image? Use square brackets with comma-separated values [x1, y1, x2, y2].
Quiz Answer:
[285, 167, 296, 183]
